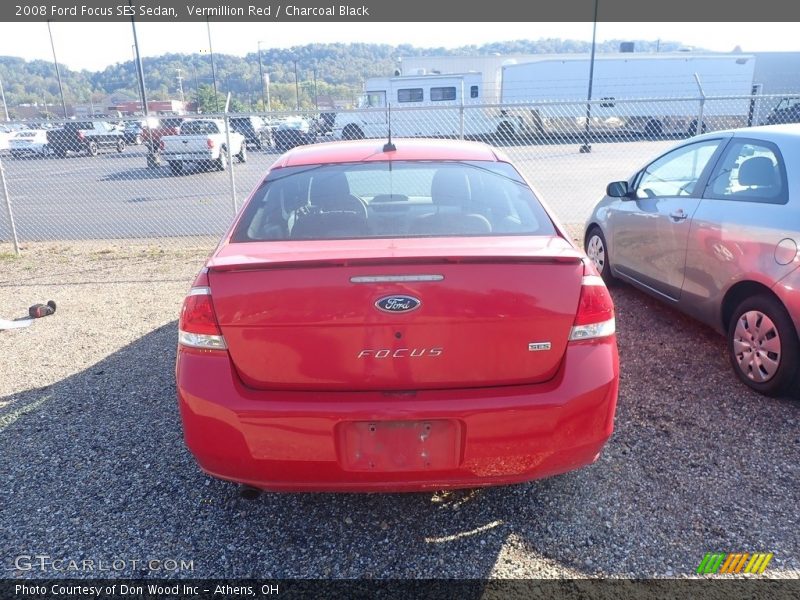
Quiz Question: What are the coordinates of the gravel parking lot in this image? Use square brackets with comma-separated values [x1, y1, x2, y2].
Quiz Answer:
[1, 243, 798, 580]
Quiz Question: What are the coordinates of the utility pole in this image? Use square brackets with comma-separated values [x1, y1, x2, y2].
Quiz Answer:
[206, 18, 219, 112]
[313, 67, 318, 111]
[265, 72, 271, 113]
[129, 0, 156, 167]
[176, 68, 185, 104]
[131, 44, 145, 113]
[190, 60, 199, 112]
[580, 0, 599, 154]
[0, 74, 9, 121]
[46, 21, 68, 118]
[257, 41, 267, 112]
[294, 60, 300, 111]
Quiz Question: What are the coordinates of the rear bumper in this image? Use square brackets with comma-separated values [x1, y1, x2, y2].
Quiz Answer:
[163, 151, 215, 162]
[10, 146, 45, 155]
[176, 338, 619, 492]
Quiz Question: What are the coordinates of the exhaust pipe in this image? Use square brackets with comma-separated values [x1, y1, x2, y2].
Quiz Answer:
[239, 485, 261, 501]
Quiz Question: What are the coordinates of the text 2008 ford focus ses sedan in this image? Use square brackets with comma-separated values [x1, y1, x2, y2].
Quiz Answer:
[176, 138, 619, 492]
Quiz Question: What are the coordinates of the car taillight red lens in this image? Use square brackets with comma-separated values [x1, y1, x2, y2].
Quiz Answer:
[179, 273, 227, 350]
[569, 275, 615, 341]
[77, 132, 85, 140]
[207, 139, 215, 149]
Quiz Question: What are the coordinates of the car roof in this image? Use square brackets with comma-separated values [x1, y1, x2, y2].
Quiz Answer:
[273, 138, 507, 168]
[695, 123, 800, 143]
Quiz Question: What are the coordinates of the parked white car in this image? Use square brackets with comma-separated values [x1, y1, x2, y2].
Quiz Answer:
[161, 119, 246, 175]
[9, 129, 51, 158]
[0, 126, 14, 152]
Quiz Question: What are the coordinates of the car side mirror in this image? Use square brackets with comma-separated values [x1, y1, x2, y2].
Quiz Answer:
[606, 181, 630, 198]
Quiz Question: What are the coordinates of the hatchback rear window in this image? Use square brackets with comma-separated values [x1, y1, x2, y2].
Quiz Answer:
[232, 161, 556, 241]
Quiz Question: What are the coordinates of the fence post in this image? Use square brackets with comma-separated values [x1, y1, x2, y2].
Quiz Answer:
[459, 80, 465, 140]
[0, 154, 20, 256]
[693, 73, 706, 136]
[223, 93, 238, 216]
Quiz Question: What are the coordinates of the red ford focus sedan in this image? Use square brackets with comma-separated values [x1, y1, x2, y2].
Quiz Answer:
[176, 138, 619, 492]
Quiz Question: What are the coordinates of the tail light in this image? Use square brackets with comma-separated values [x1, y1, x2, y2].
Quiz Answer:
[77, 131, 85, 140]
[178, 270, 227, 350]
[159, 140, 165, 151]
[207, 138, 215, 149]
[569, 273, 615, 342]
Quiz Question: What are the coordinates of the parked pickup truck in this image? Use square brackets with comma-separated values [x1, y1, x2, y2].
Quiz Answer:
[161, 119, 246, 175]
[47, 120, 126, 157]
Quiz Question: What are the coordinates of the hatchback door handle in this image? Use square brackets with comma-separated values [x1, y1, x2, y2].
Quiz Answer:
[670, 210, 688, 221]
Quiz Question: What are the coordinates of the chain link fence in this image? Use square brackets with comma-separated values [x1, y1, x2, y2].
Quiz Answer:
[0, 93, 796, 255]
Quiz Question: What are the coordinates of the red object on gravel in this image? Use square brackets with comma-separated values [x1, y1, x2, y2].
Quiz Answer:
[28, 301, 56, 319]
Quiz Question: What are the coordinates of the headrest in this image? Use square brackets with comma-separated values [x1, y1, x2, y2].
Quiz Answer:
[738, 157, 776, 187]
[270, 176, 306, 212]
[309, 172, 351, 205]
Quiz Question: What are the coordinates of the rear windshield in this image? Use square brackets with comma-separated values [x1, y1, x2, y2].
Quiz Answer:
[181, 121, 219, 135]
[232, 160, 556, 241]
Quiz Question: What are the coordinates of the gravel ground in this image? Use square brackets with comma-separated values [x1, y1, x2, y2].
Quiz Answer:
[1, 242, 798, 580]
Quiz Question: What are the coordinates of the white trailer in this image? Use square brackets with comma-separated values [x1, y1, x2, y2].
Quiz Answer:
[499, 54, 756, 137]
[332, 72, 517, 140]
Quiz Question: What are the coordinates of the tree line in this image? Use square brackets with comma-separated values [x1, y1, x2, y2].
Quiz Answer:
[0, 39, 691, 116]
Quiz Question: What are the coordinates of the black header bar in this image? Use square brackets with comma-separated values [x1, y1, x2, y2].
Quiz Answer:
[4, 0, 800, 22]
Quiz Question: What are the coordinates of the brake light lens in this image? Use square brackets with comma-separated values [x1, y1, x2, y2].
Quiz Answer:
[207, 138, 215, 149]
[77, 131, 85, 140]
[569, 275, 615, 341]
[179, 273, 227, 350]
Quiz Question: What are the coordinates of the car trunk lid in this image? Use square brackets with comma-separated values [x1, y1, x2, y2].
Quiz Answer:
[208, 236, 584, 391]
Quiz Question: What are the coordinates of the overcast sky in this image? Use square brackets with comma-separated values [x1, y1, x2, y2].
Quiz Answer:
[0, 22, 798, 71]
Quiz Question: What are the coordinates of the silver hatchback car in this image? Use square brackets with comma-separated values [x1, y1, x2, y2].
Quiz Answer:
[585, 124, 800, 397]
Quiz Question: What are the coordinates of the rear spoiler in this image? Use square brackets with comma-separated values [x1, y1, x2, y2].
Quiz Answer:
[208, 254, 583, 273]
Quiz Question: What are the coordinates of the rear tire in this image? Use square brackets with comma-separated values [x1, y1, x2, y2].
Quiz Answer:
[496, 121, 515, 143]
[86, 141, 99, 156]
[687, 120, 708, 137]
[215, 148, 228, 171]
[116, 139, 125, 153]
[342, 125, 364, 140]
[644, 119, 663, 139]
[727, 294, 800, 397]
[236, 144, 247, 163]
[585, 226, 615, 284]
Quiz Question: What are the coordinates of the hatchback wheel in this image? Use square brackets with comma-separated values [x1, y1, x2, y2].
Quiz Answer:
[86, 141, 99, 156]
[728, 295, 800, 397]
[585, 226, 614, 283]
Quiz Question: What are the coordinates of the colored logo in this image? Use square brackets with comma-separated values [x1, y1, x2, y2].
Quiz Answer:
[697, 552, 773, 574]
[375, 295, 421, 313]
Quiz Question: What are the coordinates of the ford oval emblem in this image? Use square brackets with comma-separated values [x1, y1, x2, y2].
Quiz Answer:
[375, 295, 421, 313]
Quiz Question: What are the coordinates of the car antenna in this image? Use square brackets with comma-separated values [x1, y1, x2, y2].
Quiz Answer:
[383, 103, 396, 152]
